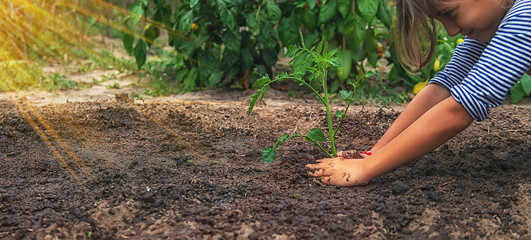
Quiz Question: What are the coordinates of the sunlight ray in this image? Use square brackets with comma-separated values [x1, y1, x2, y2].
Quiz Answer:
[0, 0, 218, 165]
[0, 83, 95, 201]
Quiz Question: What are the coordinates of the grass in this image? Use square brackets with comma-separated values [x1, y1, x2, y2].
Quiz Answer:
[40, 73, 79, 91]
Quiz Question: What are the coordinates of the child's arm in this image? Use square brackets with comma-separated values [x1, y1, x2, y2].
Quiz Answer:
[369, 83, 451, 154]
[337, 83, 450, 159]
[340, 38, 487, 157]
[363, 96, 473, 181]
[307, 96, 473, 186]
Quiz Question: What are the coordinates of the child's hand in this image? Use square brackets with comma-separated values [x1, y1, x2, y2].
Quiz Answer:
[306, 157, 371, 187]
[337, 150, 372, 159]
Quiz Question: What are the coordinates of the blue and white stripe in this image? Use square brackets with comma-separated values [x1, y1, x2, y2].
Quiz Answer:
[430, 0, 531, 121]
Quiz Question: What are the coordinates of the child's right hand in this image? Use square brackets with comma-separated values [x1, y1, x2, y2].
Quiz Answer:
[306, 157, 372, 186]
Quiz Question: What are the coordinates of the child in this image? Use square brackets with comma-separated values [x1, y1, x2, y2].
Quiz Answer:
[306, 0, 531, 186]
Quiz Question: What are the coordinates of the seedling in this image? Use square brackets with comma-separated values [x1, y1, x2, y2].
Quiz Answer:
[248, 34, 379, 164]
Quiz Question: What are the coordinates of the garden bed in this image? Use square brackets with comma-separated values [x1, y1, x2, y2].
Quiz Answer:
[0, 89, 529, 239]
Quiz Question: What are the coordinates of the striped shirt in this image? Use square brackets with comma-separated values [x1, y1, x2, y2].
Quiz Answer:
[430, 0, 531, 121]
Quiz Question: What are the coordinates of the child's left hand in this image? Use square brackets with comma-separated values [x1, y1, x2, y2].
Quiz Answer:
[306, 157, 371, 187]
[337, 150, 371, 159]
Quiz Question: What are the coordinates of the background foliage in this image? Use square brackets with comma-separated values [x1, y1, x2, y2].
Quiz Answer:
[122, 0, 392, 92]
[119, 0, 529, 104]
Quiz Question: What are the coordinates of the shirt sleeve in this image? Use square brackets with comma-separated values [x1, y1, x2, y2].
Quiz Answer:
[449, 8, 531, 121]
[429, 38, 489, 91]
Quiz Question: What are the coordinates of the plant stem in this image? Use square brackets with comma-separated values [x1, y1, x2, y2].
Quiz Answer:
[321, 67, 337, 157]
[291, 135, 333, 158]
[359, 64, 366, 87]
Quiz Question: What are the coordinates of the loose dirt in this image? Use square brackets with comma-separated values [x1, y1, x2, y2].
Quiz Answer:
[0, 85, 530, 239]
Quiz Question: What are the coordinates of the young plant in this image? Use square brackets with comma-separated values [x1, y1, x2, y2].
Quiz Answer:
[248, 35, 379, 164]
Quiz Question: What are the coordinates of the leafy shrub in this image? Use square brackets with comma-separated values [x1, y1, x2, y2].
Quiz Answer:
[123, 0, 284, 91]
[277, 0, 391, 92]
[123, 0, 391, 92]
[511, 74, 531, 104]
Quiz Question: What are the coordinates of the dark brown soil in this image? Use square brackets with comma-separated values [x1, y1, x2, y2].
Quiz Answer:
[0, 89, 529, 239]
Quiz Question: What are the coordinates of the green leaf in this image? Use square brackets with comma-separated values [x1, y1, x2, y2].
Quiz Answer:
[190, 0, 199, 8]
[510, 82, 525, 104]
[262, 147, 277, 164]
[133, 40, 146, 69]
[335, 49, 351, 81]
[335, 109, 343, 118]
[249, 91, 262, 115]
[376, 0, 391, 28]
[241, 46, 254, 70]
[222, 31, 242, 52]
[339, 90, 352, 100]
[249, 76, 270, 115]
[368, 52, 378, 67]
[255, 76, 270, 88]
[174, 69, 188, 82]
[257, 23, 278, 49]
[179, 41, 199, 58]
[324, 23, 336, 40]
[122, 32, 134, 56]
[302, 8, 317, 32]
[330, 79, 340, 93]
[521, 74, 531, 96]
[308, 128, 326, 142]
[153, 5, 169, 25]
[307, 0, 316, 10]
[265, 0, 281, 23]
[357, 0, 379, 24]
[316, 37, 325, 55]
[286, 45, 299, 59]
[363, 70, 379, 79]
[278, 16, 300, 47]
[304, 33, 320, 47]
[293, 52, 312, 76]
[363, 28, 378, 66]
[318, 0, 337, 26]
[337, 0, 351, 19]
[140, 0, 148, 7]
[388, 64, 400, 83]
[130, 4, 144, 25]
[178, 10, 193, 33]
[245, 13, 259, 34]
[343, 14, 365, 49]
[274, 133, 291, 148]
[328, 57, 342, 67]
[184, 67, 198, 91]
[218, 0, 237, 32]
[405, 72, 424, 85]
[208, 72, 224, 87]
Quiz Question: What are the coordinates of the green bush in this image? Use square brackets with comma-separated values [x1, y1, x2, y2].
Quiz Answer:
[122, 0, 391, 92]
[123, 0, 283, 91]
[276, 0, 391, 92]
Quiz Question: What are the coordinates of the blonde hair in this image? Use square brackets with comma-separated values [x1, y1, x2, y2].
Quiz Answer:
[395, 0, 515, 71]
